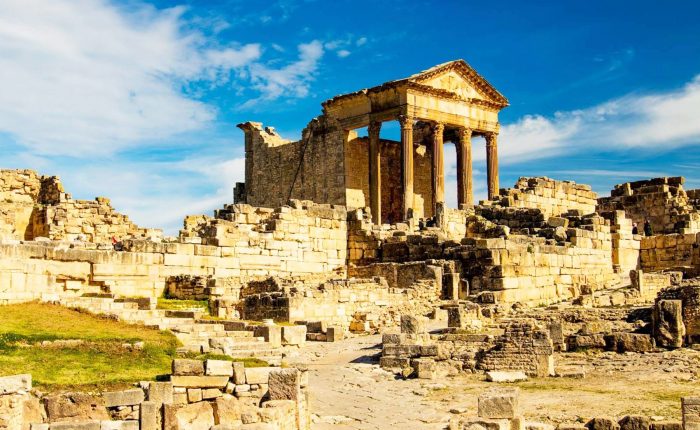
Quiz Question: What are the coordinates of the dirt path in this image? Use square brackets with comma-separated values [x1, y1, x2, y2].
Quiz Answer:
[289, 334, 700, 430]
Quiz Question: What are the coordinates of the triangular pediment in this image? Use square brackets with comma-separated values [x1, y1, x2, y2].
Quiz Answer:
[406, 60, 509, 107]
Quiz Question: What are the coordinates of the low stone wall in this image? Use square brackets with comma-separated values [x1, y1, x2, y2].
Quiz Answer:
[640, 233, 700, 273]
[0, 359, 310, 430]
[482, 177, 598, 217]
[598, 176, 700, 234]
[242, 277, 441, 330]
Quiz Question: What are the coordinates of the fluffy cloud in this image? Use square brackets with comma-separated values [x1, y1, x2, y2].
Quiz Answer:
[497, 75, 700, 164]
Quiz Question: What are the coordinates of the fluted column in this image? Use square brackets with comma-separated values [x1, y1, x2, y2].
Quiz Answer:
[456, 127, 473, 208]
[485, 132, 499, 200]
[431, 122, 445, 215]
[399, 115, 414, 221]
[368, 121, 382, 224]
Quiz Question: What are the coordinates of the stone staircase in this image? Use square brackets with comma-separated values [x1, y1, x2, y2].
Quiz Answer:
[58, 295, 282, 365]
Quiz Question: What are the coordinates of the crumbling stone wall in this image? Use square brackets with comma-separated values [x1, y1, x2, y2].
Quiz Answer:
[0, 169, 156, 244]
[640, 233, 700, 273]
[238, 117, 347, 209]
[482, 177, 598, 217]
[597, 177, 700, 234]
[658, 283, 700, 343]
[477, 319, 554, 377]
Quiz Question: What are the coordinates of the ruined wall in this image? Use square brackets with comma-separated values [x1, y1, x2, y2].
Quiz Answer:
[0, 200, 348, 304]
[238, 118, 347, 209]
[344, 134, 434, 222]
[640, 233, 700, 272]
[598, 177, 700, 234]
[482, 177, 598, 217]
[0, 169, 156, 244]
[242, 277, 441, 330]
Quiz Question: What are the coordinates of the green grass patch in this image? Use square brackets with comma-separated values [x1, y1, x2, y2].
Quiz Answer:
[0, 302, 179, 392]
[157, 298, 210, 313]
[184, 352, 270, 368]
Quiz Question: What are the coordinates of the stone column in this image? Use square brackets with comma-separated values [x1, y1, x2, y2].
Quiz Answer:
[368, 121, 382, 224]
[399, 115, 414, 221]
[431, 122, 445, 215]
[485, 132, 499, 200]
[456, 127, 473, 208]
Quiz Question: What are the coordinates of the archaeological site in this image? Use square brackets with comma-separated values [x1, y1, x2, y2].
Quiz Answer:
[3, 59, 700, 430]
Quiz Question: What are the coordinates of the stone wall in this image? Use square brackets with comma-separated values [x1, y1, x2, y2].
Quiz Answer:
[0, 169, 157, 244]
[598, 177, 700, 234]
[482, 177, 598, 217]
[238, 117, 347, 209]
[242, 276, 441, 330]
[0, 361, 310, 430]
[640, 233, 700, 273]
[0, 200, 348, 304]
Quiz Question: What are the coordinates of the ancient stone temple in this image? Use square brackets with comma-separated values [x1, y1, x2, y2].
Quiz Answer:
[236, 60, 509, 224]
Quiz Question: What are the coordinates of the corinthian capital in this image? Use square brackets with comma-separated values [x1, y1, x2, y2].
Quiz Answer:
[368, 120, 382, 138]
[431, 122, 445, 134]
[484, 131, 498, 146]
[397, 115, 414, 130]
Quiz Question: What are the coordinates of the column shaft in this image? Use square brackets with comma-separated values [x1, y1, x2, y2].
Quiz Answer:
[486, 132, 499, 200]
[368, 121, 382, 224]
[431, 122, 445, 215]
[456, 127, 473, 208]
[399, 115, 414, 221]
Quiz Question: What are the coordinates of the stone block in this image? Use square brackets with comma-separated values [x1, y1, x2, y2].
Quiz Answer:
[254, 325, 282, 348]
[619, 416, 651, 430]
[171, 359, 204, 376]
[187, 388, 202, 403]
[650, 422, 681, 430]
[103, 389, 144, 407]
[44, 392, 109, 422]
[0, 374, 31, 394]
[411, 358, 437, 380]
[653, 300, 685, 348]
[202, 388, 223, 400]
[99, 421, 139, 430]
[586, 417, 621, 430]
[282, 326, 307, 346]
[245, 367, 275, 385]
[450, 417, 512, 430]
[232, 362, 246, 384]
[478, 388, 519, 419]
[163, 402, 215, 430]
[401, 315, 426, 335]
[326, 326, 344, 342]
[683, 397, 700, 430]
[206, 360, 234, 377]
[170, 375, 229, 388]
[139, 401, 159, 430]
[146, 381, 173, 405]
[604, 333, 654, 353]
[50, 423, 100, 430]
[486, 371, 528, 383]
[213, 395, 242, 424]
[268, 368, 302, 400]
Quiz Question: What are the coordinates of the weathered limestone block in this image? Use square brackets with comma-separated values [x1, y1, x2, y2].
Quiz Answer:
[146, 381, 173, 405]
[411, 358, 437, 380]
[163, 402, 215, 430]
[567, 335, 607, 351]
[653, 300, 685, 348]
[282, 326, 307, 346]
[103, 389, 144, 407]
[245, 368, 275, 385]
[649, 422, 682, 430]
[486, 371, 528, 383]
[213, 395, 242, 425]
[43, 393, 109, 422]
[169, 376, 229, 388]
[206, 360, 234, 377]
[401, 315, 427, 335]
[232, 362, 246, 385]
[478, 388, 519, 419]
[683, 397, 700, 430]
[619, 416, 651, 430]
[449, 417, 512, 430]
[254, 325, 282, 348]
[604, 333, 654, 353]
[326, 326, 343, 342]
[171, 359, 204, 376]
[49, 422, 100, 430]
[586, 418, 621, 430]
[140, 401, 159, 430]
[0, 374, 31, 395]
[99, 421, 139, 430]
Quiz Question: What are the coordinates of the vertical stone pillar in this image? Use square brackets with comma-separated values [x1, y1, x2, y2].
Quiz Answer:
[456, 127, 473, 208]
[485, 132, 499, 200]
[431, 122, 445, 215]
[368, 121, 382, 224]
[399, 115, 414, 221]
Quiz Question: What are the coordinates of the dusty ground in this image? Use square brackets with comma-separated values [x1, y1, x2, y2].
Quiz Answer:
[287, 334, 700, 430]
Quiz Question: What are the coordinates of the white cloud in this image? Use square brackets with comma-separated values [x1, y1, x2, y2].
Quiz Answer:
[337, 49, 351, 58]
[497, 75, 700, 164]
[242, 40, 324, 106]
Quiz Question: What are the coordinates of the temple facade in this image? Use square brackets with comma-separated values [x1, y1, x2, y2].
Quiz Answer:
[236, 60, 508, 224]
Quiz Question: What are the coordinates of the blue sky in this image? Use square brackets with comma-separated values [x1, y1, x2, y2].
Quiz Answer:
[2, 0, 700, 233]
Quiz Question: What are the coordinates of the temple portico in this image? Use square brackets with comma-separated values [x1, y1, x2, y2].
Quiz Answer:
[237, 60, 508, 225]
